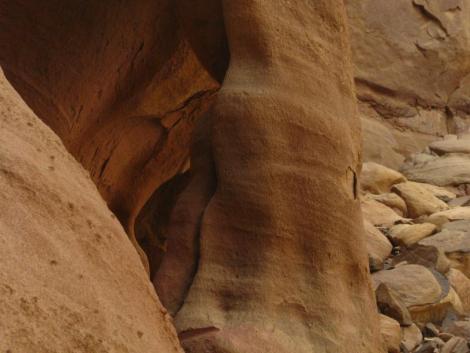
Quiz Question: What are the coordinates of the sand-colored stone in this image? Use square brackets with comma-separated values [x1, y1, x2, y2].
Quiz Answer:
[401, 324, 422, 352]
[370, 193, 408, 217]
[379, 315, 401, 353]
[361, 162, 407, 194]
[447, 268, 470, 314]
[0, 69, 183, 352]
[392, 182, 448, 218]
[389, 223, 436, 247]
[362, 196, 405, 226]
[365, 220, 393, 271]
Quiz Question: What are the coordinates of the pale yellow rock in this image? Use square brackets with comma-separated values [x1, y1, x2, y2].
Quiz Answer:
[430, 139, 470, 155]
[362, 196, 405, 227]
[370, 193, 408, 217]
[401, 324, 422, 352]
[380, 315, 401, 353]
[361, 162, 406, 194]
[389, 223, 436, 247]
[392, 182, 448, 218]
[365, 220, 393, 270]
[425, 207, 470, 227]
[415, 183, 457, 202]
[447, 268, 470, 314]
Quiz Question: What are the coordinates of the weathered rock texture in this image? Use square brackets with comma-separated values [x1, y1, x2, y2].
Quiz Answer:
[0, 69, 183, 352]
[347, 0, 470, 167]
[0, 1, 384, 352]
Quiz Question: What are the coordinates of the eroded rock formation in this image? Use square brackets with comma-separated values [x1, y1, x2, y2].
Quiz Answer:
[347, 0, 470, 168]
[0, 68, 183, 353]
[0, 1, 385, 352]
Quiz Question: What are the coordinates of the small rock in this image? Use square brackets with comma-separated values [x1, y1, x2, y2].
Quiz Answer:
[401, 154, 470, 187]
[424, 207, 470, 227]
[401, 324, 423, 352]
[429, 139, 470, 156]
[448, 196, 470, 208]
[361, 162, 407, 194]
[364, 220, 393, 272]
[389, 223, 436, 247]
[392, 182, 449, 218]
[370, 193, 408, 216]
[376, 283, 412, 326]
[362, 196, 405, 227]
[380, 314, 401, 353]
[441, 336, 470, 353]
[414, 340, 439, 353]
[442, 321, 470, 341]
[438, 332, 454, 342]
[447, 269, 470, 315]
[420, 229, 470, 277]
[424, 323, 440, 337]
[391, 244, 450, 274]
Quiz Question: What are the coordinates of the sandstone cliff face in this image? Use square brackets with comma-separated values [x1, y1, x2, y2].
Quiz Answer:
[347, 0, 470, 168]
[0, 1, 383, 352]
[0, 68, 183, 353]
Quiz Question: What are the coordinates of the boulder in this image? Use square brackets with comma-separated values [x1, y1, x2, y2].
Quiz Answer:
[392, 182, 448, 218]
[447, 269, 470, 314]
[370, 193, 408, 217]
[362, 196, 405, 226]
[361, 162, 406, 194]
[424, 207, 470, 227]
[420, 230, 470, 277]
[417, 183, 457, 203]
[401, 154, 470, 187]
[372, 265, 459, 323]
[376, 283, 412, 326]
[391, 244, 450, 274]
[401, 324, 423, 352]
[380, 315, 401, 353]
[430, 139, 470, 156]
[389, 223, 436, 247]
[365, 220, 393, 272]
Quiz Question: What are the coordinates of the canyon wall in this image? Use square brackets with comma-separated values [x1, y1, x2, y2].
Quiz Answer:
[0, 1, 384, 352]
[347, 0, 470, 169]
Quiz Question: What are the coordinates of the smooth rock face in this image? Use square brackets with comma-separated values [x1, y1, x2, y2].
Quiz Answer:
[361, 162, 407, 194]
[0, 70, 183, 352]
[392, 182, 449, 218]
[0, 1, 385, 352]
[347, 0, 470, 131]
[175, 2, 383, 352]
